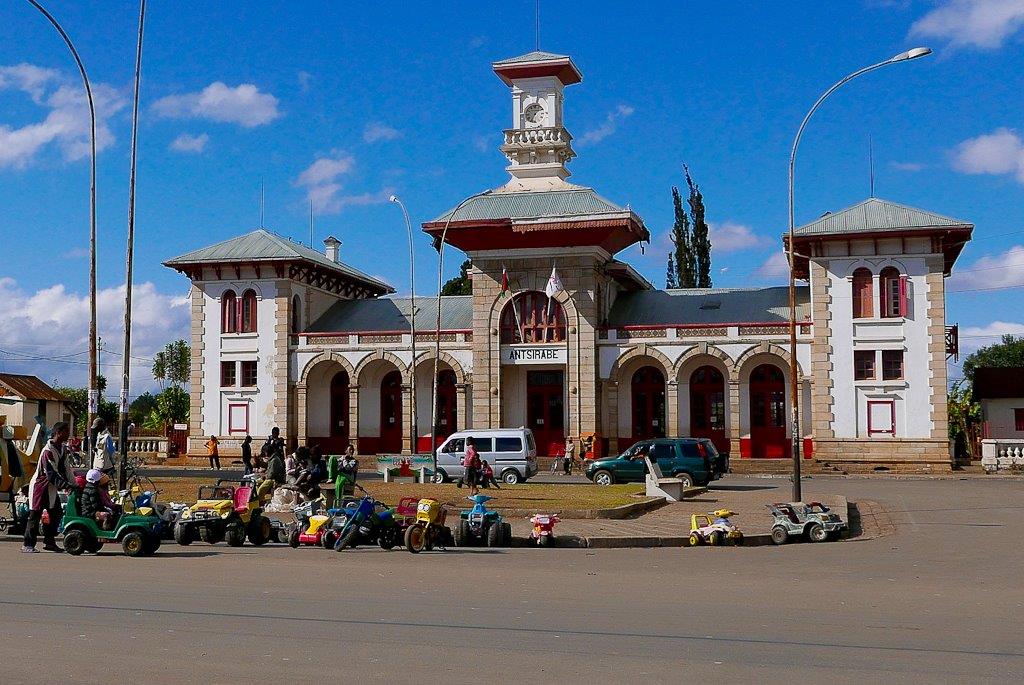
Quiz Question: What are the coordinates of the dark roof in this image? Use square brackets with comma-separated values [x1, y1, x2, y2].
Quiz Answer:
[164, 229, 393, 294]
[0, 373, 66, 402]
[607, 287, 810, 327]
[972, 367, 1024, 400]
[306, 296, 473, 334]
[794, 198, 970, 237]
[430, 187, 629, 224]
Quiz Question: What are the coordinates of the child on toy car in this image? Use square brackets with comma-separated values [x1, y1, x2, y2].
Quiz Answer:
[82, 469, 120, 530]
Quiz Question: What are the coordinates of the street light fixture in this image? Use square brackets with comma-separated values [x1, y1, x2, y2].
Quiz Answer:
[25, 0, 98, 454]
[786, 46, 932, 501]
[389, 195, 418, 456]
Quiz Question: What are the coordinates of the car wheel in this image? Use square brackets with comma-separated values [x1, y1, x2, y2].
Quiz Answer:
[538, 534, 551, 547]
[688, 532, 701, 547]
[501, 469, 521, 485]
[173, 523, 194, 546]
[807, 523, 828, 543]
[707, 531, 721, 546]
[730, 532, 744, 546]
[431, 469, 448, 484]
[321, 530, 337, 549]
[486, 523, 501, 547]
[288, 529, 301, 548]
[502, 522, 513, 547]
[122, 531, 146, 558]
[248, 516, 272, 546]
[405, 524, 426, 553]
[63, 529, 88, 556]
[771, 526, 789, 545]
[592, 470, 614, 486]
[454, 520, 470, 547]
[675, 472, 694, 488]
[336, 527, 358, 552]
[379, 527, 398, 550]
[226, 523, 246, 547]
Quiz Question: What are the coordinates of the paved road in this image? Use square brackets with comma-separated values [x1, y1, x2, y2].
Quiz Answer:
[2, 476, 1022, 684]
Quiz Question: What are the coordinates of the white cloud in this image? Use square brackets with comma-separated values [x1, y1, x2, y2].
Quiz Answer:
[0, 278, 189, 390]
[363, 122, 401, 143]
[169, 132, 209, 153]
[152, 82, 280, 128]
[754, 252, 790, 280]
[297, 70, 312, 93]
[0, 64, 125, 168]
[708, 221, 772, 253]
[578, 104, 635, 146]
[951, 128, 1024, 182]
[294, 150, 392, 214]
[62, 247, 89, 260]
[949, 245, 1024, 291]
[959, 320, 1024, 353]
[890, 161, 926, 172]
[295, 150, 354, 187]
[911, 0, 1024, 49]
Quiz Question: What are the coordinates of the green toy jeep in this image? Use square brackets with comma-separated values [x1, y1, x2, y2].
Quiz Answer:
[61, 489, 164, 557]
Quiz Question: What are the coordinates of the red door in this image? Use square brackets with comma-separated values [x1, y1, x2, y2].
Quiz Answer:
[749, 364, 788, 458]
[328, 370, 349, 452]
[527, 370, 564, 457]
[631, 366, 666, 446]
[435, 369, 457, 444]
[379, 370, 403, 454]
[689, 365, 728, 453]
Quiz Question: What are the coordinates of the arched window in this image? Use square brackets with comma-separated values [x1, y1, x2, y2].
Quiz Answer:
[221, 290, 237, 333]
[852, 268, 873, 319]
[500, 292, 566, 343]
[291, 295, 301, 334]
[240, 289, 258, 333]
[879, 267, 906, 318]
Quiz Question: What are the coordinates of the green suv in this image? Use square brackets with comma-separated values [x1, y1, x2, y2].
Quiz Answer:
[585, 438, 727, 487]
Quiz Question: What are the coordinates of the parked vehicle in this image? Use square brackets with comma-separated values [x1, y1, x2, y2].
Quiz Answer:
[333, 485, 400, 551]
[404, 498, 454, 553]
[528, 513, 560, 547]
[434, 428, 538, 485]
[121, 489, 183, 540]
[768, 502, 848, 544]
[455, 494, 512, 547]
[174, 479, 273, 547]
[61, 489, 163, 557]
[688, 509, 743, 546]
[585, 438, 726, 487]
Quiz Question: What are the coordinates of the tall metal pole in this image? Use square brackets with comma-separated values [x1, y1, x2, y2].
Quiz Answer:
[430, 190, 491, 476]
[390, 196, 418, 455]
[118, 0, 147, 490]
[787, 47, 931, 502]
[25, 0, 98, 454]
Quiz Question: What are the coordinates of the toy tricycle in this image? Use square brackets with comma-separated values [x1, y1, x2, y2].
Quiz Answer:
[688, 509, 743, 546]
[455, 494, 511, 547]
[528, 513, 560, 547]
[768, 501, 847, 544]
[404, 498, 454, 553]
[174, 479, 273, 547]
[61, 489, 163, 557]
[287, 498, 330, 548]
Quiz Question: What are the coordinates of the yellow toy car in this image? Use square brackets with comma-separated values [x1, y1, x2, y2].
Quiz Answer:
[404, 498, 454, 553]
[174, 479, 273, 547]
[688, 509, 743, 546]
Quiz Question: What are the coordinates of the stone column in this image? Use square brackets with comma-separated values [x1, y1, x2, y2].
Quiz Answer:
[348, 385, 360, 455]
[925, 262, 949, 440]
[272, 281, 293, 438]
[605, 379, 620, 454]
[728, 378, 741, 457]
[189, 284, 206, 453]
[665, 380, 679, 438]
[295, 383, 307, 445]
[456, 384, 469, 432]
[809, 261, 835, 439]
[402, 383, 414, 454]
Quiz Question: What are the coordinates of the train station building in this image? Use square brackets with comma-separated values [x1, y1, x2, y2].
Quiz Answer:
[166, 50, 972, 469]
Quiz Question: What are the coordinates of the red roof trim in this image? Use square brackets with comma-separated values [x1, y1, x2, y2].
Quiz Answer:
[300, 329, 472, 337]
[601, 321, 812, 332]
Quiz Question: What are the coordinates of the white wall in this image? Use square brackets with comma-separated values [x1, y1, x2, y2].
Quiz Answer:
[982, 398, 1024, 439]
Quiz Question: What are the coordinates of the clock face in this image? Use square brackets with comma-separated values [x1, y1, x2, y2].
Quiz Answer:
[523, 103, 546, 126]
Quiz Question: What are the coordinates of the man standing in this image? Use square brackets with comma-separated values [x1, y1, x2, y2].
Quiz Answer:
[240, 435, 253, 475]
[91, 418, 116, 476]
[260, 427, 282, 466]
[23, 421, 74, 553]
[563, 436, 576, 476]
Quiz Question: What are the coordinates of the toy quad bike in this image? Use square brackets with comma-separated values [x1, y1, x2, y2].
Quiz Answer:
[455, 495, 512, 548]
[333, 485, 400, 551]
[404, 498, 454, 553]
[61, 489, 163, 557]
[768, 501, 848, 544]
[174, 479, 273, 547]
[688, 509, 743, 546]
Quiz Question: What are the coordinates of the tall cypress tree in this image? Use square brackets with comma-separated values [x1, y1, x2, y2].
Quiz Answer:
[670, 186, 695, 288]
[666, 252, 677, 289]
[685, 165, 712, 288]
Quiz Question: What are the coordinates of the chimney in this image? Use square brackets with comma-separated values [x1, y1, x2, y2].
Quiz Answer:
[323, 235, 341, 263]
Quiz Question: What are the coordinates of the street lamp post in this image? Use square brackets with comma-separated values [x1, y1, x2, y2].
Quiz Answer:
[389, 195, 418, 456]
[24, 0, 99, 457]
[429, 190, 491, 477]
[787, 47, 931, 501]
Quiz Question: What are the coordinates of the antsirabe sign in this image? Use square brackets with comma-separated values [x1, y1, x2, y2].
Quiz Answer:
[500, 345, 568, 365]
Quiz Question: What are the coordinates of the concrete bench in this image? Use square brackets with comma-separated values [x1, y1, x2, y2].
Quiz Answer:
[644, 456, 685, 502]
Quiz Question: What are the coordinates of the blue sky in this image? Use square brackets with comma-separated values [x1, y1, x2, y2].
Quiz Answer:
[1, 0, 1023, 389]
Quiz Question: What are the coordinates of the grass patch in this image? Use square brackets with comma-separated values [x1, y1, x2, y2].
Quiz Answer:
[149, 477, 644, 512]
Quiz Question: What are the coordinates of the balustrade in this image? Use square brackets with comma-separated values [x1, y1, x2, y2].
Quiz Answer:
[980, 438, 1024, 472]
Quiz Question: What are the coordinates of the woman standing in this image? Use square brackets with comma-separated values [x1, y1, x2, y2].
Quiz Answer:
[22, 421, 74, 553]
[205, 435, 220, 470]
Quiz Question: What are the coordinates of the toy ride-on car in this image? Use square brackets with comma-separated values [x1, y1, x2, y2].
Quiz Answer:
[174, 479, 273, 547]
[287, 498, 330, 548]
[61, 489, 164, 557]
[688, 509, 743, 546]
[404, 498, 454, 553]
[454, 495, 512, 548]
[767, 501, 848, 545]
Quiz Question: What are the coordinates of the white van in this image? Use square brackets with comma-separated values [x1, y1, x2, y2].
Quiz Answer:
[434, 428, 538, 485]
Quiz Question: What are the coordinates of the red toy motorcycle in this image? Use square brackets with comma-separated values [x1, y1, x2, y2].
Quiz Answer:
[529, 513, 560, 547]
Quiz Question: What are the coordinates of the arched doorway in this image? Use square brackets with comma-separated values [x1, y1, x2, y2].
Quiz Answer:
[527, 370, 565, 456]
[689, 365, 727, 453]
[329, 370, 349, 451]
[749, 364, 787, 458]
[435, 369, 457, 441]
[631, 366, 666, 445]
[379, 370, 403, 453]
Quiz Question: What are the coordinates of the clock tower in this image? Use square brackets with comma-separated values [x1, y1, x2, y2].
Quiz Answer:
[492, 50, 583, 191]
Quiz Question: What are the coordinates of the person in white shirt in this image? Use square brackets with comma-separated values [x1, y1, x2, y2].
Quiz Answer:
[91, 418, 116, 476]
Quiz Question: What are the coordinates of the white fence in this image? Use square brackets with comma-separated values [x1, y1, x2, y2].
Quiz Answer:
[980, 439, 1024, 472]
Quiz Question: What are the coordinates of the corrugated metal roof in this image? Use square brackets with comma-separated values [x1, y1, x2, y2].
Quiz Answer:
[307, 296, 473, 333]
[493, 50, 571, 65]
[607, 287, 810, 327]
[164, 229, 393, 292]
[0, 373, 66, 402]
[794, 198, 969, 237]
[431, 188, 626, 223]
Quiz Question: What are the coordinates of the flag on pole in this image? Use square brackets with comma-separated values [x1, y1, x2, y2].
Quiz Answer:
[499, 266, 510, 298]
[544, 265, 563, 323]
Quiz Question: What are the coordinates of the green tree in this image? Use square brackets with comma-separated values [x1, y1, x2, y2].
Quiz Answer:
[53, 377, 117, 433]
[129, 391, 159, 427]
[670, 186, 695, 288]
[441, 259, 473, 296]
[948, 379, 982, 460]
[685, 165, 712, 288]
[152, 340, 190, 389]
[143, 386, 190, 430]
[666, 252, 677, 289]
[962, 335, 1024, 382]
